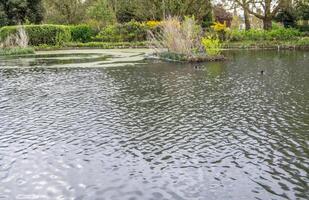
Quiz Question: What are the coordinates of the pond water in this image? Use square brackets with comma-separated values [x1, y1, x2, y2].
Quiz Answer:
[0, 50, 308, 200]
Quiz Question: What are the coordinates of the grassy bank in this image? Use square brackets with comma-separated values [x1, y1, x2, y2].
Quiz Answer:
[34, 41, 149, 51]
[223, 37, 309, 50]
[32, 39, 309, 51]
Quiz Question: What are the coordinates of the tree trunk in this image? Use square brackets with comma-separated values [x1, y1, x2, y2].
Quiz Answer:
[243, 9, 251, 30]
[263, 18, 272, 30]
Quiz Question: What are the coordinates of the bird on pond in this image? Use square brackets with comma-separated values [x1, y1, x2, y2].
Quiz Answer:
[261, 70, 264, 75]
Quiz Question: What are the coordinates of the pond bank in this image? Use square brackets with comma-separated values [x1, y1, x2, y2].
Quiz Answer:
[33, 39, 309, 51]
[222, 40, 309, 50]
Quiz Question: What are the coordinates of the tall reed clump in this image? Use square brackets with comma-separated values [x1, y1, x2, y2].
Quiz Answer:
[0, 26, 34, 55]
[1, 26, 29, 48]
[148, 17, 201, 57]
[148, 16, 224, 62]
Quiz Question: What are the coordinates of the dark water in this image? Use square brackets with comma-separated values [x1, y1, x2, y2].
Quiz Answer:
[0, 50, 308, 200]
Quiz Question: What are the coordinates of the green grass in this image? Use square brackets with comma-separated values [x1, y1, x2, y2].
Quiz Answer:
[33, 38, 309, 51]
[34, 41, 149, 50]
[222, 37, 309, 49]
[0, 47, 35, 56]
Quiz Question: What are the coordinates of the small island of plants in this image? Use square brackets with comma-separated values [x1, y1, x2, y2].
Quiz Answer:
[148, 17, 225, 62]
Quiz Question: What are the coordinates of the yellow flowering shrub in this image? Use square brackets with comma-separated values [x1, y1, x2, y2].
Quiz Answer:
[211, 21, 228, 32]
[146, 21, 161, 28]
[201, 36, 222, 56]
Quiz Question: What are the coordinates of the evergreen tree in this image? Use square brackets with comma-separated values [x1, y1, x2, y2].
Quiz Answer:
[0, 0, 44, 26]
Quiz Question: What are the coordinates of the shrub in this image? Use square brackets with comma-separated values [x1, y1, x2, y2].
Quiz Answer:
[70, 25, 95, 43]
[95, 21, 148, 42]
[228, 27, 302, 41]
[201, 37, 222, 56]
[148, 16, 202, 57]
[0, 25, 71, 46]
[146, 21, 161, 29]
[0, 26, 29, 48]
[297, 25, 309, 32]
[211, 21, 228, 41]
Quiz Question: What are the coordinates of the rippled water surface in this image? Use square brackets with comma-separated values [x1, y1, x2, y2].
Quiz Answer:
[0, 50, 308, 200]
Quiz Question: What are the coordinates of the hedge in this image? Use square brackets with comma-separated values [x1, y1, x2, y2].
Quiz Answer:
[0, 25, 71, 46]
[95, 21, 149, 42]
[70, 25, 96, 43]
[228, 27, 303, 41]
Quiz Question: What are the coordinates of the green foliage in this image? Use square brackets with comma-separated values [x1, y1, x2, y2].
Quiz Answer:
[295, 0, 309, 20]
[223, 37, 309, 50]
[43, 0, 86, 24]
[275, 8, 297, 28]
[70, 25, 95, 43]
[228, 27, 302, 41]
[0, 0, 44, 26]
[0, 25, 71, 46]
[295, 37, 309, 46]
[0, 47, 34, 56]
[64, 41, 148, 49]
[297, 25, 309, 33]
[86, 0, 116, 26]
[95, 21, 148, 42]
[201, 37, 222, 56]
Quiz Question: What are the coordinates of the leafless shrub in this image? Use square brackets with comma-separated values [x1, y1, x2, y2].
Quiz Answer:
[0, 26, 29, 48]
[148, 16, 203, 57]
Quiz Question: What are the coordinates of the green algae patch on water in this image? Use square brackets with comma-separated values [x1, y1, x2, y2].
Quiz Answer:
[0, 49, 154, 69]
[0, 47, 34, 56]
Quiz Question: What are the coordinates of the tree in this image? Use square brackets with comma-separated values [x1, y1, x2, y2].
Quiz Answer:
[235, 0, 286, 30]
[26, 0, 44, 24]
[238, 0, 252, 30]
[275, 7, 297, 28]
[213, 4, 233, 27]
[214, 0, 251, 30]
[43, 0, 86, 24]
[86, 0, 116, 26]
[295, 0, 309, 22]
[0, 0, 44, 26]
[114, 0, 213, 24]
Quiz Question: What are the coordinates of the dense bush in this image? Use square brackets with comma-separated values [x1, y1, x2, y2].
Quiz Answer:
[95, 21, 148, 42]
[228, 27, 302, 41]
[201, 37, 222, 56]
[70, 25, 96, 43]
[65, 41, 148, 49]
[297, 25, 309, 36]
[0, 25, 71, 46]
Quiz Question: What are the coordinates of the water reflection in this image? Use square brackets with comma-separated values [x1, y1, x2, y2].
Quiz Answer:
[0, 50, 308, 200]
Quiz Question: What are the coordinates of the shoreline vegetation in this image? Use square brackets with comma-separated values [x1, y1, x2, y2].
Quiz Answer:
[0, 22, 308, 58]
[1, 40, 308, 54]
[0, 0, 309, 58]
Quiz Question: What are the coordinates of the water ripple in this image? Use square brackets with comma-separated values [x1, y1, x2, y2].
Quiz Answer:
[0, 50, 308, 200]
